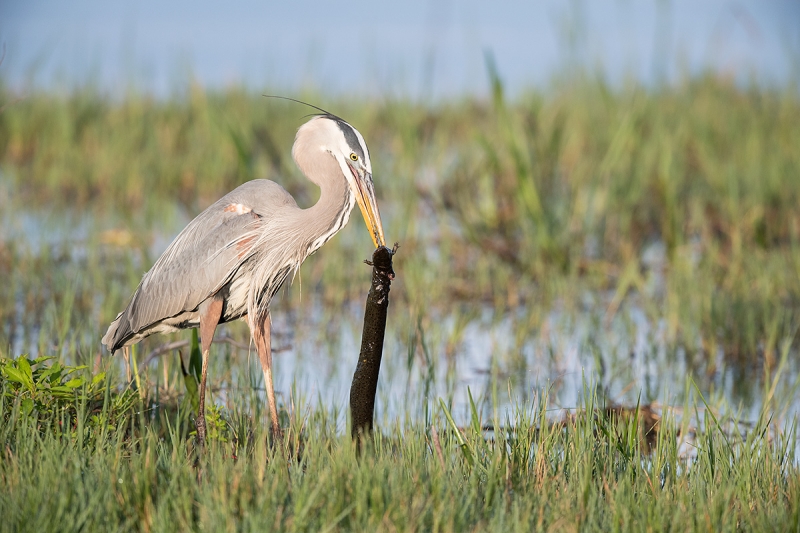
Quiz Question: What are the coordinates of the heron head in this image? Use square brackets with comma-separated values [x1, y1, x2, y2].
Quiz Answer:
[293, 115, 386, 248]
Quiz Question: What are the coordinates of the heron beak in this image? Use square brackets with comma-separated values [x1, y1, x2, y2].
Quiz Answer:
[352, 170, 386, 248]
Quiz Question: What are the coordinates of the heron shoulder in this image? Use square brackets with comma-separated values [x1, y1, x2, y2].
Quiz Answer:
[219, 179, 298, 214]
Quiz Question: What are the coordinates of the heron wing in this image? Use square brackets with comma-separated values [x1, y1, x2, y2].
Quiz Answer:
[105, 180, 296, 350]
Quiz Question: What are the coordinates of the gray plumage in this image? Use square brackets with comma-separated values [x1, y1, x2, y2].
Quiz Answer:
[102, 114, 386, 441]
[104, 114, 383, 352]
[103, 180, 299, 350]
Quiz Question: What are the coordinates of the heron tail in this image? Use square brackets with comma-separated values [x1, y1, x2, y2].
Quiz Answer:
[102, 312, 130, 354]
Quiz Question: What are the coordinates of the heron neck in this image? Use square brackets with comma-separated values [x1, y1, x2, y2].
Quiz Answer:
[297, 153, 354, 255]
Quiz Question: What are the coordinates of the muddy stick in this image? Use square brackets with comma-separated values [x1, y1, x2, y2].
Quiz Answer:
[350, 244, 397, 438]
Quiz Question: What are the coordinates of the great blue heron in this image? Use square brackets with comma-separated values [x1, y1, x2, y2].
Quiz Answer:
[103, 113, 386, 442]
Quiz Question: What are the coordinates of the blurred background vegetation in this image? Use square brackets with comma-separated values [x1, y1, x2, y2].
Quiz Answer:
[2, 0, 799, 417]
[2, 75, 800, 531]
[2, 2, 800, 529]
[1, 74, 798, 382]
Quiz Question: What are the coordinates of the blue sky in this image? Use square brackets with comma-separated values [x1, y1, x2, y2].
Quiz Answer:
[1, 0, 798, 98]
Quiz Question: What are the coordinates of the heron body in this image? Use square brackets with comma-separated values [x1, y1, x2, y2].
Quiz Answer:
[103, 114, 386, 441]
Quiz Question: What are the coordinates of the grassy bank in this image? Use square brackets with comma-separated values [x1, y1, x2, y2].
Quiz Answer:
[1, 360, 798, 532]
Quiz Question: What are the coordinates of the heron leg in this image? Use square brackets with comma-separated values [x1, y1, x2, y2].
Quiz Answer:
[196, 298, 223, 446]
[253, 311, 282, 439]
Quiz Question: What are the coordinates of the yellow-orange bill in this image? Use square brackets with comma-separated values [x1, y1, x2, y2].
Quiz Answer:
[354, 172, 386, 248]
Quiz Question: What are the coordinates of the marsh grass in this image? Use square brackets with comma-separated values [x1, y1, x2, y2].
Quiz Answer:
[1, 75, 798, 375]
[1, 74, 800, 530]
[1, 360, 798, 532]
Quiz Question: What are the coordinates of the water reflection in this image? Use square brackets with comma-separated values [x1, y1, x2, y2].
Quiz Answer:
[2, 199, 798, 436]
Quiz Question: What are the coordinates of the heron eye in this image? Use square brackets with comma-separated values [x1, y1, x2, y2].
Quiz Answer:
[349, 153, 358, 161]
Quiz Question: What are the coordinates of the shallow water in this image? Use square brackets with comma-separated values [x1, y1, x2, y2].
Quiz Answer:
[2, 193, 798, 439]
[264, 299, 800, 428]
